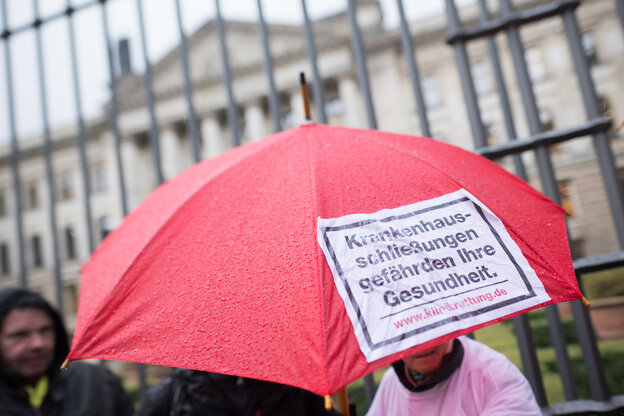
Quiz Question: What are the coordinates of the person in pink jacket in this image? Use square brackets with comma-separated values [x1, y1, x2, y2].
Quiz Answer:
[366, 336, 541, 415]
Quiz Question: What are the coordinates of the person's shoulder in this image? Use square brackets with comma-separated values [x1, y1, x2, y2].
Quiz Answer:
[375, 365, 402, 394]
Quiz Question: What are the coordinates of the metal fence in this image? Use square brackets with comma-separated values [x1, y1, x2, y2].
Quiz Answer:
[1, 0, 624, 414]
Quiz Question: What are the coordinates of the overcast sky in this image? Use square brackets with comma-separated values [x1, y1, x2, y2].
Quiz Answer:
[0, 0, 471, 143]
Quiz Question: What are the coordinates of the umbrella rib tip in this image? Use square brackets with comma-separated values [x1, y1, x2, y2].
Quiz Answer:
[324, 395, 332, 412]
[581, 296, 590, 307]
[60, 358, 70, 370]
[299, 71, 312, 122]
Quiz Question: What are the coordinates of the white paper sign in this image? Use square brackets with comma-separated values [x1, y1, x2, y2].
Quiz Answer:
[317, 189, 550, 362]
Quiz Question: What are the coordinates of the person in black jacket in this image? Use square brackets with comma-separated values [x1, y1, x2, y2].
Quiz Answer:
[0, 287, 134, 415]
[136, 369, 343, 416]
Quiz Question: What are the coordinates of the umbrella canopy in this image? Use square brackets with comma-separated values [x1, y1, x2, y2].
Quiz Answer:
[68, 124, 581, 396]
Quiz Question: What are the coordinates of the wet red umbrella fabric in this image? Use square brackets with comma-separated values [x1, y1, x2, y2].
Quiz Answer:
[68, 123, 581, 396]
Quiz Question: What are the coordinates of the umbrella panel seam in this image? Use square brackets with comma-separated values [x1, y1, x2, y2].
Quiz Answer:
[306, 126, 333, 394]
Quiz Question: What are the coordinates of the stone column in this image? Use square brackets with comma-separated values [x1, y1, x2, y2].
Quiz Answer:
[244, 100, 267, 142]
[160, 127, 181, 180]
[290, 89, 305, 126]
[338, 76, 365, 127]
[100, 131, 124, 220]
[201, 115, 225, 159]
[121, 134, 151, 211]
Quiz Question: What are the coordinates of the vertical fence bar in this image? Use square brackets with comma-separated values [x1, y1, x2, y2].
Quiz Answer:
[100, 1, 129, 217]
[571, 291, 609, 401]
[300, 0, 326, 124]
[444, 0, 487, 148]
[32, 0, 64, 313]
[512, 316, 547, 406]
[560, 7, 616, 401]
[562, 8, 624, 248]
[476, 0, 527, 179]
[1, 0, 28, 287]
[174, 0, 201, 163]
[135, 0, 162, 397]
[443, 0, 483, 344]
[215, 0, 241, 148]
[396, 0, 431, 138]
[445, 0, 564, 403]
[617, 0, 624, 35]
[100, 0, 146, 400]
[346, 0, 377, 130]
[474, 0, 546, 404]
[65, 1, 95, 254]
[499, 0, 577, 401]
[135, 0, 164, 185]
[256, 0, 282, 133]
[346, 1, 378, 403]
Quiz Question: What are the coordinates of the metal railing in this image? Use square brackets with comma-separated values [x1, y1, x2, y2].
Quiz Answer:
[443, 0, 624, 413]
[1, 0, 623, 414]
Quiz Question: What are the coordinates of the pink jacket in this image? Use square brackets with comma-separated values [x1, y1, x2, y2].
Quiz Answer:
[366, 337, 541, 416]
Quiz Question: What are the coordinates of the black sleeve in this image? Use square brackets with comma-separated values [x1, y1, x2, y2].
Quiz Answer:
[134, 378, 175, 416]
[102, 367, 135, 416]
[55, 362, 135, 416]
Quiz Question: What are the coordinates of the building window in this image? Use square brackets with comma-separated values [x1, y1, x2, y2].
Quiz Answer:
[472, 62, 491, 95]
[31, 235, 43, 268]
[23, 182, 39, 210]
[324, 98, 343, 117]
[598, 96, 614, 120]
[64, 284, 79, 315]
[64, 226, 76, 261]
[280, 98, 294, 130]
[280, 111, 294, 129]
[99, 216, 114, 241]
[173, 120, 187, 140]
[322, 79, 343, 118]
[581, 33, 598, 65]
[91, 163, 108, 193]
[0, 243, 9, 276]
[57, 172, 74, 202]
[570, 238, 584, 259]
[483, 122, 499, 146]
[0, 189, 6, 217]
[422, 75, 441, 108]
[558, 180, 575, 217]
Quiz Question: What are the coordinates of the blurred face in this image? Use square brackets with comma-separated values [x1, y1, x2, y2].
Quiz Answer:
[0, 308, 55, 384]
[403, 340, 453, 376]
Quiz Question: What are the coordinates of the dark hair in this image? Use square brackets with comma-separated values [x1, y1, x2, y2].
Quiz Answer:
[10, 294, 51, 311]
[0, 294, 55, 331]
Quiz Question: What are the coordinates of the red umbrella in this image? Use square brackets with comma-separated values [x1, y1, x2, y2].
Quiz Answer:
[67, 123, 581, 396]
